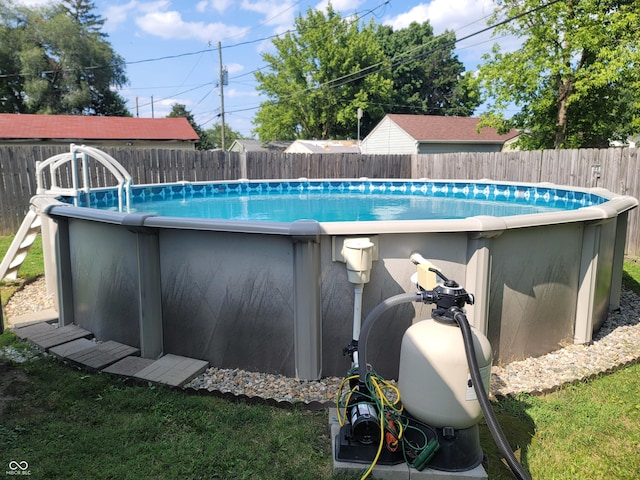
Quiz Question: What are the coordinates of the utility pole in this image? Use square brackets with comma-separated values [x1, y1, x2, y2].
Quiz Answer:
[218, 41, 227, 151]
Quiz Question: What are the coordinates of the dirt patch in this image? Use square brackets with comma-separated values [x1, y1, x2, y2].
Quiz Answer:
[0, 359, 31, 418]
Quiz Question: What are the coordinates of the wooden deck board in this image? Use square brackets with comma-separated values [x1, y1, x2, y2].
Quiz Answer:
[11, 319, 207, 388]
[13, 323, 93, 350]
[134, 354, 209, 387]
[65, 341, 140, 371]
[102, 356, 156, 377]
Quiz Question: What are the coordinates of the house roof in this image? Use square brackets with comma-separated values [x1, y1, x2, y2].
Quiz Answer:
[284, 139, 361, 154]
[0, 113, 200, 141]
[386, 114, 519, 143]
[229, 139, 291, 152]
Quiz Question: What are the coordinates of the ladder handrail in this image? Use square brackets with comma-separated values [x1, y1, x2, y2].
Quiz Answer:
[36, 144, 133, 212]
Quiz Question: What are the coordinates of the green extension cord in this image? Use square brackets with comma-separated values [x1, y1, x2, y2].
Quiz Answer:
[411, 439, 440, 471]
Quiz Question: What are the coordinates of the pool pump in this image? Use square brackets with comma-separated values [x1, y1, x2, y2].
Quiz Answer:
[335, 256, 531, 479]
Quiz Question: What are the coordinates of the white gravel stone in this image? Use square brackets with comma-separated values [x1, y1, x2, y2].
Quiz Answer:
[5, 277, 640, 403]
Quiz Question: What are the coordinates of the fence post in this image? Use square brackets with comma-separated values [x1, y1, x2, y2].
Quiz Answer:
[239, 152, 247, 179]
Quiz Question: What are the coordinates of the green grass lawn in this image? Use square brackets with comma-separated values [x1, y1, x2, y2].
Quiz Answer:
[0, 234, 44, 308]
[1, 236, 639, 478]
[0, 336, 637, 479]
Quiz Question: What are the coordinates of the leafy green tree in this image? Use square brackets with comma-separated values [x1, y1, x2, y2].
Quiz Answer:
[201, 123, 241, 150]
[375, 22, 479, 117]
[62, 0, 106, 36]
[0, 3, 25, 113]
[478, 0, 640, 149]
[0, 0, 129, 116]
[253, 6, 392, 141]
[166, 103, 231, 151]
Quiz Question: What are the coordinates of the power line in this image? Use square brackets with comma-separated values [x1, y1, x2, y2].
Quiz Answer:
[222, 0, 564, 117]
[134, 82, 215, 109]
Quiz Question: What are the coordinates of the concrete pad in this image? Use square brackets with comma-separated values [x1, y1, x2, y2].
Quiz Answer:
[103, 356, 156, 378]
[49, 338, 95, 358]
[8, 309, 58, 328]
[411, 465, 487, 480]
[65, 341, 140, 371]
[13, 322, 93, 351]
[331, 410, 410, 480]
[329, 410, 487, 480]
[134, 354, 209, 387]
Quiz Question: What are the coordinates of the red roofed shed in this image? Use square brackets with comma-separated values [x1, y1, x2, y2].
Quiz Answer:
[0, 113, 199, 150]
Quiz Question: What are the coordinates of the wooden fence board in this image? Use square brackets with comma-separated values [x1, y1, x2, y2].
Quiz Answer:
[1, 145, 638, 255]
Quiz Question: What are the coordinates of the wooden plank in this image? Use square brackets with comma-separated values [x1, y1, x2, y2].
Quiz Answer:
[103, 356, 155, 377]
[14, 323, 93, 351]
[49, 338, 95, 358]
[65, 340, 140, 371]
[134, 354, 209, 387]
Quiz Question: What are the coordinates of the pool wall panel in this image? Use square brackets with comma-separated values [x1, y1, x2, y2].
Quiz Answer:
[158, 230, 297, 376]
[593, 218, 616, 332]
[67, 219, 141, 347]
[488, 223, 582, 362]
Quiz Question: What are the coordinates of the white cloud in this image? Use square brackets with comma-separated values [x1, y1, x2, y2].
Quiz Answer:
[136, 10, 249, 43]
[314, 0, 364, 12]
[381, 0, 521, 70]
[240, 0, 297, 28]
[11, 0, 57, 6]
[224, 87, 260, 99]
[226, 63, 244, 75]
[383, 0, 495, 34]
[103, 1, 139, 33]
[137, 0, 171, 14]
[196, 0, 235, 15]
[196, 1, 208, 13]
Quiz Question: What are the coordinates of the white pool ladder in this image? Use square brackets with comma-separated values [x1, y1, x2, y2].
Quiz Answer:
[0, 209, 41, 281]
[36, 144, 133, 212]
[1, 145, 133, 282]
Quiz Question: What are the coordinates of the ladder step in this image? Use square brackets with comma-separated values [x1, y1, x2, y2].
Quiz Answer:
[18, 231, 40, 249]
[0, 210, 42, 281]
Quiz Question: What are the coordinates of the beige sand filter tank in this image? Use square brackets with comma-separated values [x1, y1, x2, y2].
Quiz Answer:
[398, 317, 492, 429]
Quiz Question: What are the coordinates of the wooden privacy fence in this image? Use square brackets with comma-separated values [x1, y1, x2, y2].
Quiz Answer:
[1, 145, 638, 255]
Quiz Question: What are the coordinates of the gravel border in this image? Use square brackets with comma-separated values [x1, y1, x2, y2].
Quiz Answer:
[4, 277, 640, 403]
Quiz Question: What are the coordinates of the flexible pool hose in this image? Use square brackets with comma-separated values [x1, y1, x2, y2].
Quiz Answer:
[452, 310, 531, 480]
[357, 292, 423, 386]
[357, 292, 531, 480]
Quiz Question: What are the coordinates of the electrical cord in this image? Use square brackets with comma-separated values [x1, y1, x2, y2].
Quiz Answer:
[336, 370, 438, 479]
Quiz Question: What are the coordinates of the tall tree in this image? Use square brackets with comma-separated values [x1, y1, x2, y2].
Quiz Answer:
[0, 0, 129, 116]
[166, 103, 210, 150]
[0, 2, 25, 113]
[62, 0, 105, 36]
[201, 123, 241, 150]
[253, 6, 392, 141]
[375, 22, 479, 117]
[478, 0, 640, 149]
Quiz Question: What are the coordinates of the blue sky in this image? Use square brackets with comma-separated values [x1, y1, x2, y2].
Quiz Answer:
[16, 0, 514, 137]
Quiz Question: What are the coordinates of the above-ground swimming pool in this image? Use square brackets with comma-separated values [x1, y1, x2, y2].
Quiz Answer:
[35, 178, 637, 380]
[83, 179, 606, 222]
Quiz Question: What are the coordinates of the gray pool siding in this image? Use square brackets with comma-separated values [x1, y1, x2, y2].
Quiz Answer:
[34, 183, 637, 380]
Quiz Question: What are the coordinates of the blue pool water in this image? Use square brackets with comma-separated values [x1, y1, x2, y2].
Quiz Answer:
[78, 180, 607, 222]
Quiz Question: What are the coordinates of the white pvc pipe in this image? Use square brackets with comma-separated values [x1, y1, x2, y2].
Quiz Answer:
[410, 251, 429, 265]
[352, 283, 364, 368]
